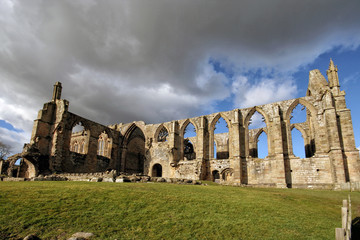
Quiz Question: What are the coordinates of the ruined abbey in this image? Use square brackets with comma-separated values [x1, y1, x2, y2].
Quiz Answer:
[3, 60, 360, 189]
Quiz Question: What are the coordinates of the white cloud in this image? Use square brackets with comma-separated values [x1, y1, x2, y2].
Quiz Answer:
[232, 76, 298, 109]
[0, 127, 30, 154]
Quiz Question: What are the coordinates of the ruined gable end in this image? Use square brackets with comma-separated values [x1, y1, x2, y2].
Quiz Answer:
[307, 69, 329, 96]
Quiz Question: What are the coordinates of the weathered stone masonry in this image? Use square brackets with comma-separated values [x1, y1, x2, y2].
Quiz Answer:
[9, 60, 360, 188]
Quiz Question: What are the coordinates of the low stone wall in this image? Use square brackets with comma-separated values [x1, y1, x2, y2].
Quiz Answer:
[56, 172, 116, 182]
[20, 172, 203, 185]
[2, 177, 26, 182]
[338, 182, 360, 191]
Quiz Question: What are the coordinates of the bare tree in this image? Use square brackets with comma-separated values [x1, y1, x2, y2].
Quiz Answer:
[0, 141, 11, 159]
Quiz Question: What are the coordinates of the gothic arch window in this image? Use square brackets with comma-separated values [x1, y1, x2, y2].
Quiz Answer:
[73, 141, 79, 153]
[157, 126, 169, 142]
[291, 127, 306, 158]
[98, 138, 104, 156]
[256, 130, 268, 158]
[290, 103, 307, 124]
[288, 102, 315, 157]
[182, 121, 196, 160]
[97, 131, 112, 158]
[247, 110, 268, 158]
[212, 116, 229, 159]
[79, 141, 85, 154]
[248, 111, 266, 130]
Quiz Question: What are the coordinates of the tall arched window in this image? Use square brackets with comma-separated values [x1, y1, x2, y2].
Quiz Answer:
[79, 141, 85, 154]
[73, 141, 79, 153]
[257, 131, 268, 158]
[183, 122, 196, 160]
[97, 131, 112, 158]
[248, 110, 268, 158]
[290, 104, 307, 124]
[291, 127, 305, 158]
[157, 126, 169, 142]
[213, 116, 229, 159]
[289, 103, 314, 158]
[98, 138, 104, 156]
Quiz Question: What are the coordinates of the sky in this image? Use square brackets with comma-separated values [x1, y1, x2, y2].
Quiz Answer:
[0, 0, 360, 155]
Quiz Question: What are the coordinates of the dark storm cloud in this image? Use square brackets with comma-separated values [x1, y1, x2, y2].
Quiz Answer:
[1, 0, 360, 152]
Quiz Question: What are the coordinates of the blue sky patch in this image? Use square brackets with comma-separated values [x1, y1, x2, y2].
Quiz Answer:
[0, 120, 24, 133]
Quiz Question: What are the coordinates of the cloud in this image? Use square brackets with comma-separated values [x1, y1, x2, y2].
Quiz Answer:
[0, 127, 30, 154]
[232, 76, 298, 109]
[0, 0, 360, 153]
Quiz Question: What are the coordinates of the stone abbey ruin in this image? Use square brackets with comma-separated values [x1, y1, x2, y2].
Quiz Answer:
[2, 60, 360, 189]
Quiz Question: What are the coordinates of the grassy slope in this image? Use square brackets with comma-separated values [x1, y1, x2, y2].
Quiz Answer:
[0, 182, 359, 240]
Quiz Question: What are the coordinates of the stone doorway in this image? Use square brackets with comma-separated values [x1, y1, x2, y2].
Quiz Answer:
[152, 164, 162, 177]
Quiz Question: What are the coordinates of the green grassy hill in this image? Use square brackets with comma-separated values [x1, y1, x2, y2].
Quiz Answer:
[0, 181, 359, 239]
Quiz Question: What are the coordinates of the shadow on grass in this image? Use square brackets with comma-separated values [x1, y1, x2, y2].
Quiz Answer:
[352, 217, 360, 239]
[0, 228, 17, 240]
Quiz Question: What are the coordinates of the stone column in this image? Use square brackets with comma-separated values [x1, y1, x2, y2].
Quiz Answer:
[85, 133, 99, 173]
[169, 121, 180, 166]
[322, 92, 347, 184]
[231, 110, 241, 183]
[334, 94, 360, 182]
[269, 105, 286, 188]
[196, 116, 207, 180]
[120, 146, 127, 172]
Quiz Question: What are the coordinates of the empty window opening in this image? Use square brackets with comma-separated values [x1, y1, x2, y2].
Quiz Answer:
[184, 122, 196, 138]
[213, 141, 217, 159]
[157, 126, 169, 142]
[290, 103, 307, 124]
[213, 117, 229, 159]
[291, 128, 306, 158]
[152, 164, 162, 177]
[15, 158, 22, 166]
[184, 139, 195, 160]
[183, 122, 196, 160]
[72, 123, 84, 133]
[257, 131, 268, 158]
[97, 131, 112, 158]
[248, 111, 268, 158]
[214, 117, 228, 134]
[249, 111, 266, 130]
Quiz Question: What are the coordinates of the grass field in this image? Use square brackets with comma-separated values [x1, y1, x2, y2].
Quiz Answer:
[0, 181, 359, 240]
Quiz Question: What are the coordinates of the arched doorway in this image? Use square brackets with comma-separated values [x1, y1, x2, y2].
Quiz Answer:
[152, 164, 162, 177]
[221, 168, 234, 182]
[124, 126, 146, 174]
[212, 170, 220, 182]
